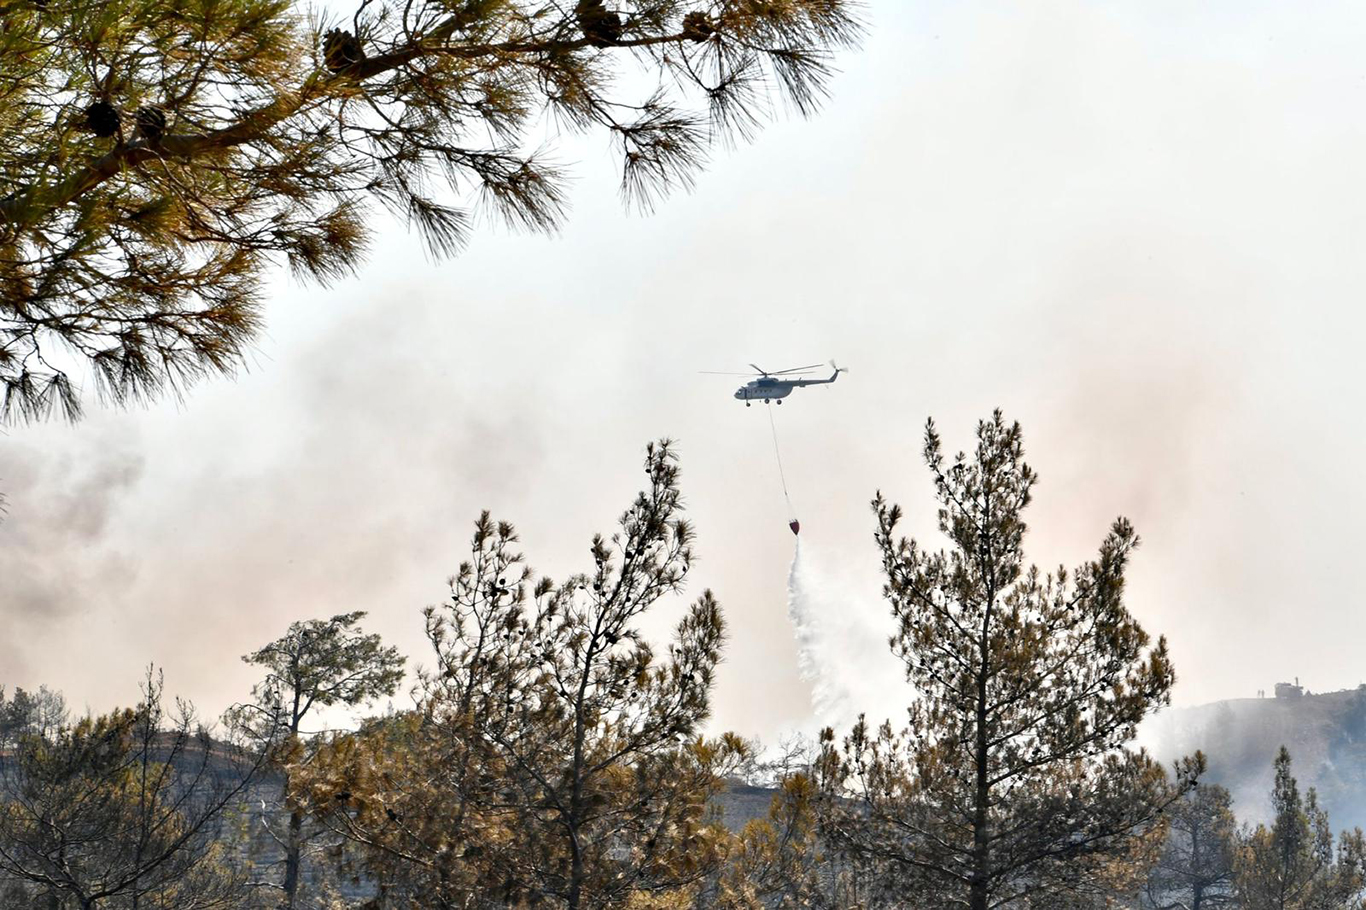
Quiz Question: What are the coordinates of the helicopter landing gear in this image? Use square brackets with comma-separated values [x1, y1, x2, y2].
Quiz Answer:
[764, 398, 771, 404]
[776, 399, 783, 405]
[745, 402, 751, 407]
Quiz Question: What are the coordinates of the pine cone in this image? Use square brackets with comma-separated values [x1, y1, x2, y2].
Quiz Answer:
[681, 11, 714, 42]
[134, 105, 166, 143]
[83, 100, 120, 138]
[323, 28, 366, 74]
[575, 0, 623, 47]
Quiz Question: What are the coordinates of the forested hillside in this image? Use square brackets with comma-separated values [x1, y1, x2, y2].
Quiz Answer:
[1152, 686, 1366, 829]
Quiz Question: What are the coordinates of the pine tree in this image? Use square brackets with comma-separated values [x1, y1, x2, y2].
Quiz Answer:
[0, 669, 266, 909]
[299, 441, 745, 909]
[1234, 747, 1366, 910]
[0, 684, 66, 746]
[0, 0, 860, 422]
[226, 611, 405, 909]
[1142, 783, 1237, 910]
[705, 770, 833, 910]
[816, 411, 1199, 910]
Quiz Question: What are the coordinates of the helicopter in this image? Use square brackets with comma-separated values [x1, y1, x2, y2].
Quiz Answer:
[702, 362, 846, 406]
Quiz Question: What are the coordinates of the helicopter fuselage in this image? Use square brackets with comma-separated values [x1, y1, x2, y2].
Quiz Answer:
[734, 368, 842, 405]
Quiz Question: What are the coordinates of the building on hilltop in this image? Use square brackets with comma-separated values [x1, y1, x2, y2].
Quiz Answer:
[1275, 678, 1304, 699]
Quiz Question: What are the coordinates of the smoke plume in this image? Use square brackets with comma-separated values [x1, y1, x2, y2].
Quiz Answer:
[0, 433, 144, 679]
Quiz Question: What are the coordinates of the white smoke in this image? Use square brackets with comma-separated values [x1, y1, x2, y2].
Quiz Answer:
[785, 539, 908, 732]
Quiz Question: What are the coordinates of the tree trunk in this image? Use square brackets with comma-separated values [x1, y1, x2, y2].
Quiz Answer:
[1191, 826, 1202, 910]
[969, 875, 989, 910]
[970, 618, 993, 910]
[971, 496, 998, 910]
[970, 721, 991, 910]
[567, 845, 583, 910]
[282, 806, 303, 909]
[566, 624, 602, 910]
[282, 709, 304, 910]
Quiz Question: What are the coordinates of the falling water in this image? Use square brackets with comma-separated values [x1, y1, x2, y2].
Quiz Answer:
[785, 539, 907, 731]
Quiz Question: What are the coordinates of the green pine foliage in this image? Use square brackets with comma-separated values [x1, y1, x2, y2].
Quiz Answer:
[226, 611, 406, 910]
[0, 671, 266, 910]
[1234, 747, 1366, 910]
[1142, 783, 1238, 909]
[816, 411, 1200, 910]
[0, 0, 861, 421]
[296, 441, 747, 910]
[19, 434, 1363, 909]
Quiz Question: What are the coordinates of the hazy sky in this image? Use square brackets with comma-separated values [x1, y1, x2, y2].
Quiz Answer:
[5, 0, 1366, 743]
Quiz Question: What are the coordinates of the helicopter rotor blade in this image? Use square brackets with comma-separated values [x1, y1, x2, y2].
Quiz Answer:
[770, 363, 825, 375]
[698, 371, 759, 376]
[748, 363, 768, 376]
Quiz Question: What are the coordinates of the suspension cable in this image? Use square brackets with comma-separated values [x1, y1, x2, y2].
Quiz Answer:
[766, 402, 795, 519]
